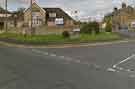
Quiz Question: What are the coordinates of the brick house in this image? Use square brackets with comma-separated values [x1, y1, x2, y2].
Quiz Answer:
[24, 2, 74, 27]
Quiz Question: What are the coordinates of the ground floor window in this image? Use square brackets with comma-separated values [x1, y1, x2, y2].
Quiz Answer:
[0, 22, 4, 30]
[32, 12, 42, 26]
[32, 18, 42, 25]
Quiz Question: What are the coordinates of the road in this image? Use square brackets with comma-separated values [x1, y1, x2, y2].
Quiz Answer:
[1, 42, 135, 89]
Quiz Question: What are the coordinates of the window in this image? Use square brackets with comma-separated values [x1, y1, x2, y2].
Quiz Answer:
[49, 13, 56, 18]
[55, 18, 64, 25]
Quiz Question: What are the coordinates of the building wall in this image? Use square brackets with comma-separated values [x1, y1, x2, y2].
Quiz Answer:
[47, 21, 56, 27]
[112, 5, 135, 31]
[24, 3, 74, 28]
[65, 20, 74, 27]
[24, 3, 46, 27]
[47, 20, 74, 27]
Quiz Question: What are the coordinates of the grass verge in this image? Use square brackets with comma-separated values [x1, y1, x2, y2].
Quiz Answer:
[0, 32, 121, 45]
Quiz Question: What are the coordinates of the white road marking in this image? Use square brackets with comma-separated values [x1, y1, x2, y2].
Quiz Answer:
[82, 62, 89, 65]
[32, 49, 51, 56]
[32, 49, 41, 53]
[127, 69, 131, 72]
[118, 67, 124, 71]
[93, 64, 101, 69]
[43, 52, 49, 55]
[110, 54, 135, 73]
[59, 56, 65, 59]
[65, 57, 73, 61]
[75, 60, 81, 63]
[50, 54, 57, 57]
[113, 54, 135, 68]
[129, 74, 135, 78]
[32, 49, 135, 74]
[31, 49, 104, 71]
[107, 68, 116, 72]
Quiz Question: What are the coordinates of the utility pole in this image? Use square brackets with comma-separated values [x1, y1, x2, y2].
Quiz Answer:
[5, 0, 7, 32]
[30, 0, 33, 35]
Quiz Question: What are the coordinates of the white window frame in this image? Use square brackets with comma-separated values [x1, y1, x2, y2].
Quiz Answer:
[49, 13, 56, 18]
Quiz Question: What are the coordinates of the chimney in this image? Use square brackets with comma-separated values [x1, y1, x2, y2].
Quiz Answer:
[114, 7, 118, 12]
[113, 7, 118, 15]
[122, 2, 126, 8]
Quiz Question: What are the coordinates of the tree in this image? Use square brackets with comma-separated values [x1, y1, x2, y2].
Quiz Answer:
[12, 8, 25, 27]
[62, 31, 70, 38]
[105, 19, 112, 32]
[104, 13, 113, 32]
[16, 8, 25, 17]
[80, 21, 100, 34]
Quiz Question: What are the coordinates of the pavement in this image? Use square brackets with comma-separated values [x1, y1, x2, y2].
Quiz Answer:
[1, 41, 135, 89]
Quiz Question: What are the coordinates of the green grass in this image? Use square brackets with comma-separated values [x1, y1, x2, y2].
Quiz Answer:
[79, 32, 121, 42]
[0, 32, 121, 45]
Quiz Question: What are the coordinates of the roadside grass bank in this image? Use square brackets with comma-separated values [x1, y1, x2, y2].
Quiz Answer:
[0, 32, 121, 45]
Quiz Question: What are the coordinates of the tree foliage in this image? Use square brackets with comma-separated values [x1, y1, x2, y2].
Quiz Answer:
[62, 31, 70, 38]
[103, 13, 113, 32]
[80, 21, 100, 34]
[105, 21, 112, 32]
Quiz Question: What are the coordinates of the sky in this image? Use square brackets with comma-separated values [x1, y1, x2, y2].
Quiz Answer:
[0, 0, 135, 21]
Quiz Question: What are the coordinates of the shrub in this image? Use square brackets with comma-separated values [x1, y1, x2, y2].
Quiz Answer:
[92, 21, 100, 34]
[105, 21, 112, 32]
[62, 31, 70, 38]
[80, 23, 92, 34]
[80, 21, 100, 34]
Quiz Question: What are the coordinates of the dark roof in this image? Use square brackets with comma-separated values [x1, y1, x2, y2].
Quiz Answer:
[43, 8, 73, 21]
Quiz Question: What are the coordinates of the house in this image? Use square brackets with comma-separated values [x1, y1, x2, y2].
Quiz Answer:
[104, 3, 135, 31]
[24, 2, 74, 28]
[0, 7, 12, 30]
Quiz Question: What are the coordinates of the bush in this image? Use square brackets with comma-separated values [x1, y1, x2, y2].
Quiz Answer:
[80, 21, 100, 34]
[80, 23, 92, 34]
[92, 22, 100, 34]
[62, 31, 70, 38]
[105, 21, 112, 32]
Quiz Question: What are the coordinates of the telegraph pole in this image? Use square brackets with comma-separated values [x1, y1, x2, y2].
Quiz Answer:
[30, 0, 33, 35]
[5, 0, 7, 32]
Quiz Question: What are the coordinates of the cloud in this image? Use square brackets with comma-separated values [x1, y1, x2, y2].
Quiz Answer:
[0, 0, 135, 19]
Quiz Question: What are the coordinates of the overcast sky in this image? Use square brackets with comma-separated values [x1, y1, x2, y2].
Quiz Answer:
[0, 0, 135, 20]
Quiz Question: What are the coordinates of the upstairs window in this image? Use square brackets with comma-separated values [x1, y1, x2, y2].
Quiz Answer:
[49, 13, 56, 18]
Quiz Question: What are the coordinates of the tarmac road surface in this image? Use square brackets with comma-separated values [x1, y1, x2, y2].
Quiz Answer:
[1, 41, 135, 89]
